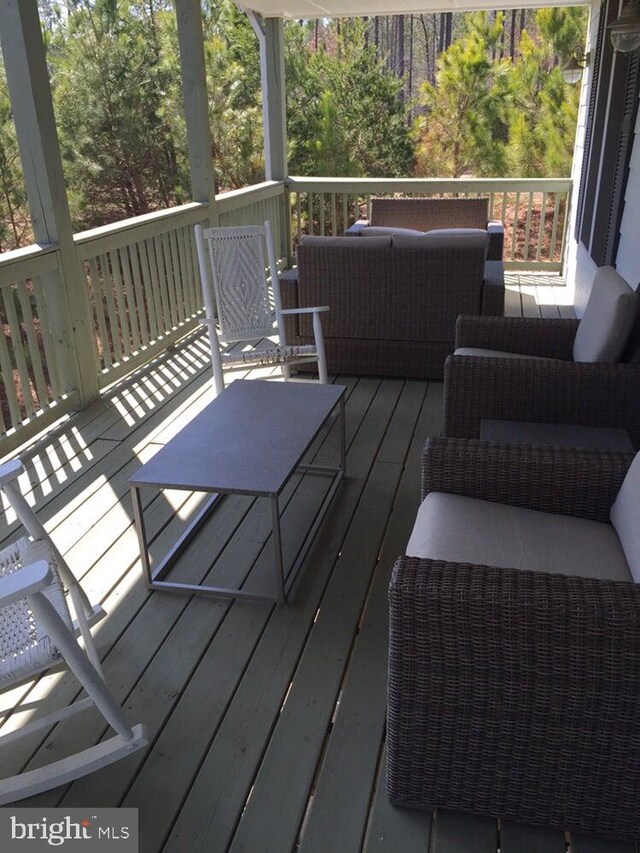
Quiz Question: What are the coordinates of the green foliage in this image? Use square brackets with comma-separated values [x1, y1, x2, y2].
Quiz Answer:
[414, 13, 508, 177]
[48, 0, 190, 228]
[286, 19, 413, 177]
[0, 5, 587, 249]
[414, 7, 586, 178]
[201, 1, 265, 189]
[0, 64, 30, 250]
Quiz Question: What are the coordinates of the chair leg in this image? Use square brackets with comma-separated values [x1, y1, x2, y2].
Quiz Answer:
[28, 592, 134, 740]
[312, 313, 329, 384]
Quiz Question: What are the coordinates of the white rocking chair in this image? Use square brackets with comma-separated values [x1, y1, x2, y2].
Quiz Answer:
[0, 458, 147, 804]
[195, 221, 329, 397]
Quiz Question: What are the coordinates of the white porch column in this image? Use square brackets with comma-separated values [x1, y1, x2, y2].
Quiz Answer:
[248, 14, 291, 260]
[175, 0, 220, 225]
[0, 0, 99, 405]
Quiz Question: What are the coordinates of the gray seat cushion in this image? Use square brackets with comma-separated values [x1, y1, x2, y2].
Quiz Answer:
[392, 229, 488, 251]
[360, 226, 425, 238]
[454, 347, 555, 361]
[611, 452, 640, 582]
[406, 492, 632, 582]
[573, 266, 638, 363]
[298, 235, 392, 248]
[480, 419, 635, 452]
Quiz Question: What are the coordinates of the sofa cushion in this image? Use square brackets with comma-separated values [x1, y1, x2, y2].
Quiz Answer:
[298, 235, 392, 248]
[360, 226, 426, 238]
[454, 347, 556, 361]
[573, 266, 638, 363]
[479, 419, 635, 452]
[392, 229, 488, 250]
[406, 492, 631, 581]
[611, 452, 640, 582]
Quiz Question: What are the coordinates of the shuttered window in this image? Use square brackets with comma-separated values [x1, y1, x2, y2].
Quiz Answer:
[576, 0, 640, 266]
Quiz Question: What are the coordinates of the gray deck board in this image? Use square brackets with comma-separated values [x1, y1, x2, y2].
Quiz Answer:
[1, 273, 620, 853]
[432, 810, 498, 852]
[501, 820, 566, 852]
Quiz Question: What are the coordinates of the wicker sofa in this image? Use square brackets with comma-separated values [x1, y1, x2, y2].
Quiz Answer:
[280, 232, 504, 380]
[388, 438, 640, 840]
[346, 196, 504, 260]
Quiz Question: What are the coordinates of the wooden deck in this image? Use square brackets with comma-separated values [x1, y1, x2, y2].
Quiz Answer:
[3, 275, 633, 853]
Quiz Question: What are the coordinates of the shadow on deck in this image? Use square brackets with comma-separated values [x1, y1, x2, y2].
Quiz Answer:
[3, 274, 629, 853]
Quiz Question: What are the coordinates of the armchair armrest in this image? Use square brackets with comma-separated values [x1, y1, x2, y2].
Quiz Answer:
[486, 219, 504, 261]
[0, 458, 24, 488]
[481, 261, 504, 316]
[442, 356, 640, 444]
[454, 315, 579, 358]
[0, 560, 52, 608]
[420, 436, 633, 521]
[345, 220, 369, 235]
[280, 306, 329, 315]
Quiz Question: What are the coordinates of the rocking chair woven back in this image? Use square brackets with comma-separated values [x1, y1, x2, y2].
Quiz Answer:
[202, 225, 276, 344]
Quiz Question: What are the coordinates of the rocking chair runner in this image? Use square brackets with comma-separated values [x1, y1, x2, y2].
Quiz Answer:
[195, 221, 329, 396]
[0, 459, 147, 804]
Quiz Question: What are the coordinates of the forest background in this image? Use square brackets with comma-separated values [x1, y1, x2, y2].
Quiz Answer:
[0, 0, 588, 252]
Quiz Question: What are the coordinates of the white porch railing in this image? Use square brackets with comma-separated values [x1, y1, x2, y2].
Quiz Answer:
[287, 177, 573, 271]
[0, 175, 574, 456]
[0, 245, 79, 449]
[0, 181, 287, 455]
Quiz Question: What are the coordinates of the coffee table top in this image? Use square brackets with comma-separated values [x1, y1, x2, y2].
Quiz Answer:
[129, 380, 346, 496]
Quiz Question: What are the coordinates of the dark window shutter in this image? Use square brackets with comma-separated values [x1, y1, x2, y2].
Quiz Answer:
[575, 2, 608, 240]
[591, 51, 640, 265]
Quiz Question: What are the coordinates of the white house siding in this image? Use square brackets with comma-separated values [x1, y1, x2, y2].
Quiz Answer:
[567, 0, 640, 314]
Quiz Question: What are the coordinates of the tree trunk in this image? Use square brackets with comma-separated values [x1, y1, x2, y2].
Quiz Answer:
[510, 9, 517, 59]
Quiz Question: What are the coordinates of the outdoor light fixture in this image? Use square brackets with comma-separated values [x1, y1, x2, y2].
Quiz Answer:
[562, 53, 590, 84]
[608, 0, 640, 53]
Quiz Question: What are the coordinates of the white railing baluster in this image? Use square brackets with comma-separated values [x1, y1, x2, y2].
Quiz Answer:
[31, 276, 60, 398]
[3, 287, 34, 417]
[15, 280, 48, 408]
[98, 253, 122, 363]
[523, 192, 534, 262]
[109, 249, 132, 357]
[87, 257, 112, 370]
[536, 192, 547, 263]
[550, 193, 561, 263]
[0, 289, 21, 429]
[118, 247, 141, 352]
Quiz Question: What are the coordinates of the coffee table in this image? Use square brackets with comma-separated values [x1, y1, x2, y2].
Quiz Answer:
[129, 380, 346, 603]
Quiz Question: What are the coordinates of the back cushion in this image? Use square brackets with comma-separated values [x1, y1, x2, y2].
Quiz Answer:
[360, 226, 426, 238]
[298, 235, 391, 248]
[611, 452, 640, 582]
[392, 230, 489, 252]
[573, 266, 639, 362]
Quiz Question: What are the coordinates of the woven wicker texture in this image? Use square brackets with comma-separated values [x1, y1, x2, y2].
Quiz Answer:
[443, 355, 640, 446]
[387, 556, 640, 840]
[419, 437, 633, 520]
[220, 343, 317, 367]
[0, 538, 72, 686]
[282, 243, 501, 379]
[371, 197, 489, 230]
[205, 225, 273, 344]
[388, 443, 640, 839]
[370, 197, 503, 260]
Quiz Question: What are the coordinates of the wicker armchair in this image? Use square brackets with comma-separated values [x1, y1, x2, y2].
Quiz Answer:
[443, 313, 640, 445]
[387, 438, 640, 840]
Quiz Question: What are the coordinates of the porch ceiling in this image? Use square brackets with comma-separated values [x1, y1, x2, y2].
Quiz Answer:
[239, 0, 590, 20]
